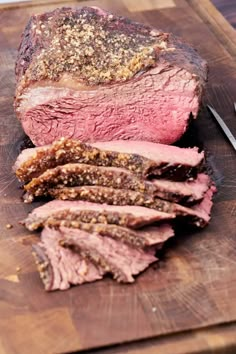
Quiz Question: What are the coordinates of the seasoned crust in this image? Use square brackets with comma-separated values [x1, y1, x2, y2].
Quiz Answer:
[15, 6, 207, 98]
[15, 7, 164, 89]
[15, 138, 203, 184]
[32, 244, 53, 291]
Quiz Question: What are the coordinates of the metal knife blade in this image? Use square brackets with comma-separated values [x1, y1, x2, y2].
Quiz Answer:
[207, 105, 236, 151]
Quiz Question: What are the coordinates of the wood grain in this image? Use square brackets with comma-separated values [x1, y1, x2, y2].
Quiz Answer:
[189, 0, 236, 58]
[212, 0, 236, 29]
[0, 1, 236, 353]
[85, 323, 236, 354]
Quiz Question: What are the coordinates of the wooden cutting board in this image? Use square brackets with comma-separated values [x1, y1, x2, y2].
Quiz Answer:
[0, 1, 236, 353]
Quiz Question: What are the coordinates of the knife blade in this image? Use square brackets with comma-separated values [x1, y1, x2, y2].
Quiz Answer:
[207, 105, 236, 151]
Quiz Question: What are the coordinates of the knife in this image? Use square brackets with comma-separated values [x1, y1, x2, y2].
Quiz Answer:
[207, 105, 236, 151]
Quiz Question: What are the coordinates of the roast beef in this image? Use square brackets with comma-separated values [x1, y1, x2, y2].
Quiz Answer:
[15, 7, 207, 146]
[32, 227, 104, 291]
[50, 173, 211, 205]
[14, 138, 204, 183]
[23, 180, 214, 229]
[192, 185, 216, 218]
[48, 185, 212, 227]
[58, 227, 157, 283]
[23, 161, 207, 203]
[44, 220, 174, 248]
[152, 173, 211, 204]
[23, 200, 175, 231]
[22, 164, 150, 202]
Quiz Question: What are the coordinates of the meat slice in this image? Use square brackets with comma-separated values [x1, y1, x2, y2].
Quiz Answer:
[48, 185, 212, 227]
[59, 227, 157, 283]
[44, 217, 174, 248]
[23, 161, 207, 203]
[23, 164, 155, 202]
[49, 185, 159, 204]
[50, 173, 211, 205]
[23, 181, 214, 230]
[14, 138, 204, 183]
[32, 227, 104, 291]
[152, 173, 211, 204]
[23, 200, 175, 231]
[192, 184, 216, 219]
[15, 7, 207, 147]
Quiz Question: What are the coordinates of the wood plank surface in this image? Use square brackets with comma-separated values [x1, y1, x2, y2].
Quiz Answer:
[189, 0, 236, 58]
[212, 0, 236, 29]
[86, 323, 236, 354]
[0, 1, 236, 353]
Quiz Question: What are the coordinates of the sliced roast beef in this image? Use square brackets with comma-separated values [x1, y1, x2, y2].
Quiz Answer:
[192, 184, 216, 222]
[91, 140, 204, 180]
[152, 173, 211, 204]
[23, 164, 154, 202]
[23, 200, 175, 231]
[15, 7, 207, 147]
[48, 185, 212, 227]
[58, 227, 157, 283]
[49, 185, 158, 204]
[23, 181, 214, 230]
[14, 138, 204, 183]
[23, 161, 207, 203]
[32, 227, 104, 291]
[175, 184, 216, 227]
[50, 173, 211, 205]
[44, 218, 174, 248]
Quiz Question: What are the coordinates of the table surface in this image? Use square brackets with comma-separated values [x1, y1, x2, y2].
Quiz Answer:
[212, 0, 236, 29]
[0, 1, 236, 354]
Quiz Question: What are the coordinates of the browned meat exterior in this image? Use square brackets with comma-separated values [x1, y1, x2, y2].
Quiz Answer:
[15, 7, 173, 89]
[44, 218, 174, 248]
[49, 185, 159, 204]
[23, 164, 154, 202]
[23, 162, 207, 204]
[14, 138, 204, 183]
[48, 185, 212, 227]
[15, 7, 207, 146]
[152, 173, 211, 204]
[50, 174, 211, 205]
[23, 182, 214, 230]
[23, 200, 175, 231]
[58, 227, 157, 283]
[32, 227, 104, 291]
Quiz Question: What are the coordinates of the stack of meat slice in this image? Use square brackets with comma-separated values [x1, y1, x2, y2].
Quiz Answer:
[14, 138, 216, 291]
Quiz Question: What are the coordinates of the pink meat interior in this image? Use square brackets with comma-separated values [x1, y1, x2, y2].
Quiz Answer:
[17, 66, 201, 146]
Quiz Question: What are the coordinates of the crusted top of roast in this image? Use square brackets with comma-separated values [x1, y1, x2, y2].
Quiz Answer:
[17, 6, 173, 86]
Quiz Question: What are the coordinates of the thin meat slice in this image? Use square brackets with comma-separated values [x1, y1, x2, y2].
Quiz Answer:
[92, 140, 204, 178]
[23, 164, 155, 203]
[14, 138, 204, 183]
[192, 185, 216, 223]
[23, 200, 175, 231]
[23, 183, 213, 229]
[49, 173, 211, 205]
[44, 217, 174, 248]
[59, 227, 157, 283]
[47, 185, 213, 227]
[49, 185, 174, 208]
[23, 164, 209, 204]
[152, 173, 211, 204]
[173, 184, 216, 227]
[32, 227, 104, 291]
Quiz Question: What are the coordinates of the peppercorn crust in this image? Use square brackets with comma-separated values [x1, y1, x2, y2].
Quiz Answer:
[15, 6, 171, 93]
